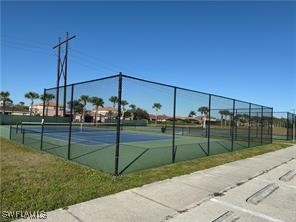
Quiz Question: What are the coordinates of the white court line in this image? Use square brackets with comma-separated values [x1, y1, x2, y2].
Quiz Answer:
[211, 198, 284, 222]
[44, 133, 108, 146]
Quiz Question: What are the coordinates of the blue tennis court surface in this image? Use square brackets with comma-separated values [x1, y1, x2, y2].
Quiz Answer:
[43, 130, 172, 145]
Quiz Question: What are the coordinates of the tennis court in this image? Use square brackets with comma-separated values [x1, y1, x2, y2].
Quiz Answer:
[10, 122, 257, 174]
[18, 123, 175, 145]
[8, 74, 273, 175]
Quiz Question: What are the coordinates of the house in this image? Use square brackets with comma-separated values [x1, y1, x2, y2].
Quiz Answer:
[30, 102, 64, 116]
[149, 114, 170, 122]
[0, 106, 30, 115]
[90, 106, 117, 122]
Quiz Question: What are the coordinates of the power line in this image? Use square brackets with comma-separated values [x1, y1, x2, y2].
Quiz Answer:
[1, 36, 151, 80]
[1, 42, 55, 57]
[69, 47, 148, 79]
[70, 56, 117, 74]
[70, 54, 118, 73]
[1, 35, 52, 48]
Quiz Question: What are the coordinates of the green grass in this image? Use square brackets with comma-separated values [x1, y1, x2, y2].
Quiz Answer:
[1, 138, 293, 221]
[273, 139, 296, 144]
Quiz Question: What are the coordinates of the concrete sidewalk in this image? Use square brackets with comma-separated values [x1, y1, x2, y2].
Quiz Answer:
[17, 145, 296, 222]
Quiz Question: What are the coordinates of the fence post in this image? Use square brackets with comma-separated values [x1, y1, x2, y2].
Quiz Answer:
[235, 109, 238, 141]
[40, 88, 46, 151]
[286, 112, 289, 141]
[256, 111, 259, 138]
[115, 73, 123, 175]
[207, 94, 211, 156]
[172, 87, 177, 163]
[67, 84, 74, 160]
[231, 99, 235, 152]
[261, 106, 263, 144]
[9, 125, 12, 140]
[271, 108, 273, 144]
[22, 130, 25, 144]
[248, 103, 251, 147]
[293, 113, 296, 143]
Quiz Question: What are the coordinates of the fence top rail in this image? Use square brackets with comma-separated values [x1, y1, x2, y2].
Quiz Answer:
[274, 111, 294, 114]
[45, 74, 120, 91]
[44, 73, 272, 109]
[122, 74, 272, 109]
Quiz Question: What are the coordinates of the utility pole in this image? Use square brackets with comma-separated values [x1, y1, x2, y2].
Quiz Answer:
[53, 32, 76, 116]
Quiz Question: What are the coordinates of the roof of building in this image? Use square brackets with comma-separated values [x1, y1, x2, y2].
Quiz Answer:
[32, 102, 63, 107]
[91, 106, 117, 112]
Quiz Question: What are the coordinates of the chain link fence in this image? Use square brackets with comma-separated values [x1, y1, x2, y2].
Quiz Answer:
[9, 73, 273, 175]
[273, 112, 296, 140]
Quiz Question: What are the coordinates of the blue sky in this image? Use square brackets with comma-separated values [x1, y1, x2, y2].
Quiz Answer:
[1, 1, 295, 115]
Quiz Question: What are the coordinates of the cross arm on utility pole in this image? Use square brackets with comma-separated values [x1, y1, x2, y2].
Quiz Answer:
[53, 35, 76, 49]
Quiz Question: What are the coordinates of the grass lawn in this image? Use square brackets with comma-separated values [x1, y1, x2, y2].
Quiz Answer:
[0, 138, 293, 221]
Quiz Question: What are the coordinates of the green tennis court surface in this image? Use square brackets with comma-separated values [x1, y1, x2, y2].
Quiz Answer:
[9, 124, 260, 174]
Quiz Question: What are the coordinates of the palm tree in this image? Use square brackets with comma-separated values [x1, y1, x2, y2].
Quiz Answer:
[90, 97, 104, 123]
[18, 101, 25, 107]
[40, 93, 55, 116]
[79, 95, 90, 122]
[222, 110, 231, 127]
[121, 100, 129, 120]
[16, 102, 29, 111]
[24, 91, 39, 116]
[0, 91, 12, 114]
[219, 110, 227, 128]
[198, 106, 209, 128]
[152, 103, 162, 124]
[188, 110, 196, 118]
[129, 104, 137, 120]
[109, 96, 118, 108]
[68, 100, 84, 121]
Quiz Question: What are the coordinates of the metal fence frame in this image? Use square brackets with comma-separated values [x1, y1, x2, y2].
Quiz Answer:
[273, 112, 296, 141]
[10, 72, 273, 175]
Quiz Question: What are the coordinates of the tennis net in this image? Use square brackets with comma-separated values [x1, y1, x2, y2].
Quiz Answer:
[18, 122, 119, 133]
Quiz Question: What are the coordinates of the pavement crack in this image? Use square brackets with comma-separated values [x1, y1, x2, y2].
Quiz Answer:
[66, 209, 84, 222]
[131, 190, 179, 212]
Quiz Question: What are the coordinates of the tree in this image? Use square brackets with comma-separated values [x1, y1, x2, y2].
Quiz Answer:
[124, 110, 132, 119]
[223, 110, 231, 127]
[188, 110, 196, 118]
[16, 102, 29, 111]
[18, 102, 25, 107]
[121, 100, 129, 120]
[198, 106, 209, 128]
[134, 108, 150, 120]
[107, 110, 113, 121]
[79, 95, 90, 122]
[235, 113, 248, 126]
[0, 91, 12, 114]
[219, 110, 227, 127]
[129, 104, 137, 120]
[40, 93, 55, 116]
[152, 103, 162, 124]
[90, 97, 104, 123]
[24, 91, 39, 116]
[68, 100, 84, 121]
[129, 104, 136, 111]
[109, 96, 118, 108]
